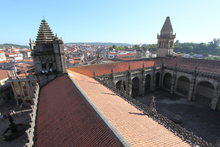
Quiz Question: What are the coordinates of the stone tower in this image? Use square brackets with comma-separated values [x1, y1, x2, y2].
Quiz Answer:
[32, 19, 66, 85]
[157, 16, 176, 57]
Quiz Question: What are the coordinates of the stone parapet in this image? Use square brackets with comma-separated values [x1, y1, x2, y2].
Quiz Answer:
[24, 84, 40, 147]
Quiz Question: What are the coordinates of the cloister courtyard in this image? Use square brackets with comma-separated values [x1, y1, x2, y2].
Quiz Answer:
[136, 90, 220, 144]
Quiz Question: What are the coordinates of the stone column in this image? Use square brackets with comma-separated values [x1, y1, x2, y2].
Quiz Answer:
[188, 81, 195, 101]
[151, 67, 156, 91]
[111, 69, 115, 87]
[170, 75, 175, 94]
[127, 71, 132, 98]
[159, 65, 164, 88]
[170, 66, 177, 94]
[211, 83, 220, 110]
[140, 70, 145, 96]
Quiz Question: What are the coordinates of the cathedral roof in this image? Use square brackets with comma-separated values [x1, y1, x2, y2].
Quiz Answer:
[0, 69, 9, 81]
[69, 60, 158, 77]
[67, 70, 190, 146]
[35, 75, 122, 147]
[69, 57, 220, 77]
[36, 19, 54, 43]
[160, 16, 173, 35]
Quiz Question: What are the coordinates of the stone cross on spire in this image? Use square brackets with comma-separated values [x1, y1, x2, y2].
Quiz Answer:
[36, 19, 54, 43]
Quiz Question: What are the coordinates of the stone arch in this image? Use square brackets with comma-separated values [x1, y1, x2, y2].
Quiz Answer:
[155, 72, 160, 88]
[163, 73, 172, 90]
[116, 80, 122, 90]
[145, 74, 151, 95]
[195, 81, 215, 106]
[176, 76, 190, 97]
[132, 77, 139, 98]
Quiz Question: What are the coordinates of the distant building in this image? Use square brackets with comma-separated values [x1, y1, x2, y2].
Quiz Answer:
[0, 69, 12, 105]
[0, 51, 6, 61]
[8, 71, 39, 105]
[0, 69, 9, 86]
[20, 48, 32, 58]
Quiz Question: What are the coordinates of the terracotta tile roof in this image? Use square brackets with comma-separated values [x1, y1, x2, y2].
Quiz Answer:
[68, 70, 190, 146]
[24, 59, 33, 62]
[161, 57, 220, 74]
[0, 61, 8, 63]
[35, 75, 122, 147]
[21, 49, 31, 52]
[116, 57, 136, 61]
[0, 70, 8, 81]
[117, 52, 136, 57]
[69, 57, 220, 77]
[69, 60, 158, 77]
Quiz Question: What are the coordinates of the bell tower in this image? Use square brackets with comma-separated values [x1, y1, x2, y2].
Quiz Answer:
[157, 16, 176, 57]
[31, 19, 66, 85]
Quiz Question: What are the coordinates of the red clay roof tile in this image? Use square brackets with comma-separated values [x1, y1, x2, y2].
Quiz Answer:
[0, 70, 8, 81]
[69, 57, 220, 77]
[69, 60, 157, 77]
[35, 75, 122, 147]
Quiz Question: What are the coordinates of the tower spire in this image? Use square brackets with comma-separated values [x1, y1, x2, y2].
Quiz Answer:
[157, 16, 176, 57]
[36, 19, 54, 43]
[160, 16, 173, 36]
[32, 19, 66, 85]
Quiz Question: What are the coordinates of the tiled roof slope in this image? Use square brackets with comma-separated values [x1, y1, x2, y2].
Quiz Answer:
[35, 75, 122, 147]
[0, 70, 8, 81]
[161, 57, 220, 74]
[69, 57, 220, 77]
[68, 70, 190, 146]
[69, 60, 158, 77]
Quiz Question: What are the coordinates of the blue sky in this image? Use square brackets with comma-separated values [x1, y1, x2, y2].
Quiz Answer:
[0, 0, 220, 45]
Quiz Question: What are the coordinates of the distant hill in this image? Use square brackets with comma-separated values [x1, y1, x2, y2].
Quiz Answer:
[65, 42, 133, 46]
[0, 43, 29, 49]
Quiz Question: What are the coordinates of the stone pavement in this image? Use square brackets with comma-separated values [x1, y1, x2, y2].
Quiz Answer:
[68, 70, 190, 147]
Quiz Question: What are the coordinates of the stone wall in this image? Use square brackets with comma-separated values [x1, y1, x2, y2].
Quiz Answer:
[99, 64, 220, 110]
[24, 83, 40, 147]
[0, 83, 12, 105]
